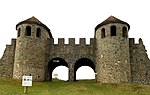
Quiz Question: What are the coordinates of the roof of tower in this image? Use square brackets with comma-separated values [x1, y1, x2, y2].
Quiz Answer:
[95, 16, 130, 31]
[16, 16, 52, 38]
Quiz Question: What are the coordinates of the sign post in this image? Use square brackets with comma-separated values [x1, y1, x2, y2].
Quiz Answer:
[22, 76, 32, 94]
[95, 73, 97, 82]
[23, 86, 28, 94]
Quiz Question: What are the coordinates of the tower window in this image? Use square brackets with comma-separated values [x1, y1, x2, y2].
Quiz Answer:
[36, 28, 41, 37]
[110, 25, 116, 36]
[17, 28, 21, 37]
[123, 26, 127, 38]
[25, 26, 31, 36]
[101, 28, 105, 38]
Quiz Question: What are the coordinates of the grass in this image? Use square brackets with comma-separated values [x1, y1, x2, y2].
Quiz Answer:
[0, 77, 150, 95]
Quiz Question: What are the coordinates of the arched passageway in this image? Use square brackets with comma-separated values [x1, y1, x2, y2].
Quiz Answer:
[48, 58, 68, 81]
[74, 58, 95, 81]
[76, 66, 95, 80]
[52, 66, 68, 81]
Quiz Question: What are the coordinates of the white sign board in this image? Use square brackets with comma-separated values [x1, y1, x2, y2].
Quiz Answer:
[22, 76, 32, 86]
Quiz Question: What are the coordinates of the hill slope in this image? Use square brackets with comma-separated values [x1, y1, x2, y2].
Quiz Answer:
[0, 77, 150, 95]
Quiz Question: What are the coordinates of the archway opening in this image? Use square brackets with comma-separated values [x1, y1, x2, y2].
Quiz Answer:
[48, 58, 68, 81]
[52, 66, 68, 81]
[76, 66, 95, 80]
[74, 58, 95, 81]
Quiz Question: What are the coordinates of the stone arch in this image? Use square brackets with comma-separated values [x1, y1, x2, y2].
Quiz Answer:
[74, 58, 95, 81]
[48, 58, 68, 81]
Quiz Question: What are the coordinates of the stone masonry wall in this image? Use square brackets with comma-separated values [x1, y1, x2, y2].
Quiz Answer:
[45, 38, 96, 81]
[96, 23, 131, 83]
[0, 33, 150, 84]
[0, 39, 16, 78]
[129, 38, 150, 84]
[13, 24, 50, 81]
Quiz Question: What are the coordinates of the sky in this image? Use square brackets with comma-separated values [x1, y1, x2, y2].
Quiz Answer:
[0, 0, 150, 80]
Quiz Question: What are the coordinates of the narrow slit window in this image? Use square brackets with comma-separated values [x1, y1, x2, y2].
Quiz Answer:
[36, 28, 41, 37]
[101, 28, 105, 38]
[123, 26, 127, 38]
[17, 28, 21, 37]
[25, 26, 31, 36]
[110, 25, 116, 36]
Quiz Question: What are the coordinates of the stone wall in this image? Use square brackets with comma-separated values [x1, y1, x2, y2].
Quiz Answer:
[0, 34, 150, 84]
[0, 39, 16, 78]
[129, 38, 150, 84]
[45, 38, 96, 81]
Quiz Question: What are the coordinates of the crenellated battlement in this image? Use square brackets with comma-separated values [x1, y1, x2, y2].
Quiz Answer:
[129, 38, 144, 47]
[58, 38, 65, 45]
[47, 38, 95, 46]
[129, 37, 150, 84]
[69, 38, 75, 45]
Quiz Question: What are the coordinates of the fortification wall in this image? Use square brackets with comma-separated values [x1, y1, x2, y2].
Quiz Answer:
[0, 39, 16, 78]
[45, 38, 96, 81]
[129, 38, 150, 84]
[46, 38, 95, 61]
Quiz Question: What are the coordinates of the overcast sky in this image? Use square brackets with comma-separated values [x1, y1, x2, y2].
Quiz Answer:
[0, 0, 150, 80]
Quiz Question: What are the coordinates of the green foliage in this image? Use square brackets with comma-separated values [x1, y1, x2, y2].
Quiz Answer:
[0, 78, 150, 95]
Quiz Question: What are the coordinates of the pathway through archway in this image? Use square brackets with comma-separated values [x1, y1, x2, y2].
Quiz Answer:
[48, 58, 68, 81]
[74, 58, 95, 81]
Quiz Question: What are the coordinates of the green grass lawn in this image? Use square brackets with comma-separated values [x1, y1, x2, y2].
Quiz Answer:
[0, 77, 150, 95]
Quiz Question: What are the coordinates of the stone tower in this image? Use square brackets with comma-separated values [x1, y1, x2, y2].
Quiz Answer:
[95, 16, 131, 83]
[13, 17, 52, 81]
